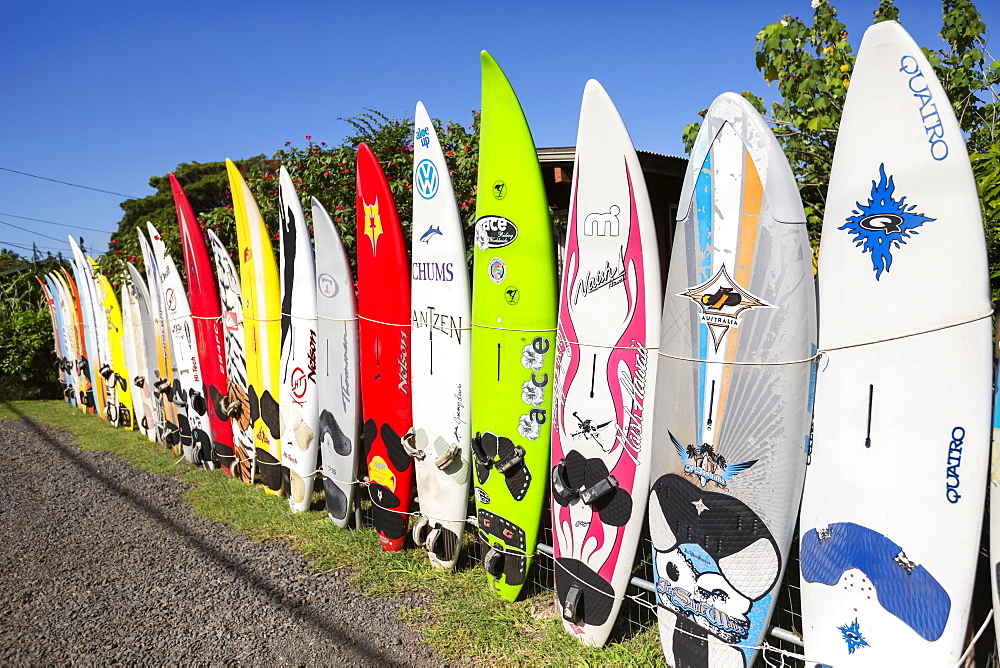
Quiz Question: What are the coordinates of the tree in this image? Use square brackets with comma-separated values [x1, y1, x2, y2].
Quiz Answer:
[0, 250, 71, 400]
[682, 0, 1000, 288]
[102, 109, 480, 284]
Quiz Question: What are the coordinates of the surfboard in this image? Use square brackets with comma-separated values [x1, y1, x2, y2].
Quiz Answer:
[206, 229, 256, 484]
[227, 158, 283, 493]
[68, 237, 108, 421]
[120, 282, 148, 438]
[128, 261, 167, 443]
[149, 222, 214, 465]
[60, 267, 93, 413]
[277, 166, 320, 512]
[172, 173, 235, 474]
[649, 91, 816, 668]
[138, 227, 183, 449]
[312, 197, 360, 527]
[50, 273, 80, 406]
[549, 80, 660, 646]
[123, 267, 158, 441]
[992, 346, 1000, 655]
[799, 21, 991, 667]
[38, 276, 68, 400]
[356, 141, 414, 552]
[471, 51, 558, 601]
[91, 259, 134, 430]
[408, 101, 473, 570]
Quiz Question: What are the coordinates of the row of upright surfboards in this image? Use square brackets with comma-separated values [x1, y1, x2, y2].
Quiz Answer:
[37, 22, 999, 667]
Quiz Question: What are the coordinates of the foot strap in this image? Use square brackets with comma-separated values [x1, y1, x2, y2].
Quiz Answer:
[551, 459, 619, 505]
[562, 583, 583, 623]
[434, 443, 460, 470]
[402, 428, 425, 460]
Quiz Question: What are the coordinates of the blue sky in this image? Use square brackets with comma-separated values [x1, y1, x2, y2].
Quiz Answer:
[1, 0, 996, 260]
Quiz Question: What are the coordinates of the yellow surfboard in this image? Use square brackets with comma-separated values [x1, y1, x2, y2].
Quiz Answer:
[90, 258, 135, 430]
[227, 159, 283, 494]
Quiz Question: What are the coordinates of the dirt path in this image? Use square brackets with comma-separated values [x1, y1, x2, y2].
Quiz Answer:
[0, 416, 443, 666]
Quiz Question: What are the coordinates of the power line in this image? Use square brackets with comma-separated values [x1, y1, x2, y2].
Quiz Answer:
[0, 218, 70, 244]
[0, 240, 68, 252]
[0, 166, 141, 199]
[0, 211, 114, 234]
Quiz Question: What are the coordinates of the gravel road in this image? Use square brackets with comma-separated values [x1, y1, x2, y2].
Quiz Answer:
[0, 416, 443, 666]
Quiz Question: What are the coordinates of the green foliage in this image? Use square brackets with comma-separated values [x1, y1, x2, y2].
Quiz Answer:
[0, 251, 71, 400]
[103, 157, 266, 286]
[105, 110, 481, 281]
[681, 0, 1000, 287]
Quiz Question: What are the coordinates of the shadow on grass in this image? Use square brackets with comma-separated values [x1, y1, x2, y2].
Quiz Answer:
[2, 401, 403, 666]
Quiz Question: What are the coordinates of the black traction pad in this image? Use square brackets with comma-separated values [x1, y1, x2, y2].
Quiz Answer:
[209, 383, 227, 421]
[477, 509, 527, 550]
[479, 536, 526, 587]
[554, 557, 616, 627]
[258, 389, 279, 439]
[558, 451, 632, 526]
[324, 478, 349, 520]
[650, 474, 778, 571]
[248, 384, 260, 425]
[319, 409, 352, 457]
[177, 413, 192, 440]
[672, 615, 711, 668]
[362, 419, 376, 461]
[257, 447, 282, 491]
[192, 429, 213, 466]
[476, 432, 531, 501]
[369, 483, 406, 540]
[118, 405, 133, 429]
[380, 422, 410, 473]
[214, 440, 235, 469]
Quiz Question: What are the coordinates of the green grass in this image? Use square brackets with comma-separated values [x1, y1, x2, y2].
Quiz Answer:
[2, 399, 663, 665]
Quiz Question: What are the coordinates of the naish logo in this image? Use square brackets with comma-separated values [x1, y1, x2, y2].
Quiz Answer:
[573, 245, 626, 304]
[840, 163, 934, 280]
[671, 431, 757, 489]
[679, 264, 771, 351]
[363, 197, 383, 254]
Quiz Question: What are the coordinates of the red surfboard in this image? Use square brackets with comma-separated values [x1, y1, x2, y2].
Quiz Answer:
[170, 173, 235, 474]
[356, 142, 413, 551]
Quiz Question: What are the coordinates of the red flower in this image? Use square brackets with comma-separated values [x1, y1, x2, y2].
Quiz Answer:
[285, 141, 292, 146]
[305, 135, 312, 140]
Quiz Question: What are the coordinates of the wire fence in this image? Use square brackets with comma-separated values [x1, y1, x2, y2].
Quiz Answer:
[355, 486, 833, 667]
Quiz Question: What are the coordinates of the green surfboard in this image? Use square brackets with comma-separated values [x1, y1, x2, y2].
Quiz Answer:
[471, 50, 557, 602]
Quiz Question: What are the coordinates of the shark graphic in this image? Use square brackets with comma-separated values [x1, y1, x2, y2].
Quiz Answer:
[671, 431, 757, 488]
[419, 225, 442, 243]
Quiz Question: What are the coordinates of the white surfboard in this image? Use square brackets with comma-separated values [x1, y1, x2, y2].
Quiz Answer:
[312, 197, 360, 528]
[799, 21, 991, 667]
[407, 101, 473, 570]
[149, 221, 216, 466]
[68, 237, 111, 421]
[125, 264, 160, 442]
[650, 91, 816, 668]
[549, 80, 660, 646]
[278, 167, 320, 511]
[120, 282, 149, 439]
[128, 261, 168, 443]
[206, 229, 256, 484]
[49, 273, 79, 405]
